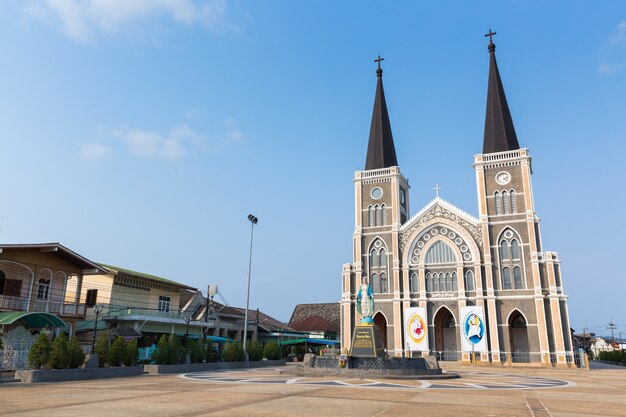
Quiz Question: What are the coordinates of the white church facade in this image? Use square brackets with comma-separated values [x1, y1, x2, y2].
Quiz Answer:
[340, 36, 574, 366]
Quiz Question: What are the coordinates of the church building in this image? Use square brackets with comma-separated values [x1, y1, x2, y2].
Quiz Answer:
[340, 34, 574, 366]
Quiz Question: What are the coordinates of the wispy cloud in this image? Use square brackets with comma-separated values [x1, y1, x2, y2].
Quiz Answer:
[599, 21, 626, 76]
[112, 124, 205, 160]
[80, 141, 113, 159]
[24, 0, 236, 42]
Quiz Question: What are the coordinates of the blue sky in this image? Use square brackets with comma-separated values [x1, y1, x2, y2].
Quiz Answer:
[0, 1, 624, 336]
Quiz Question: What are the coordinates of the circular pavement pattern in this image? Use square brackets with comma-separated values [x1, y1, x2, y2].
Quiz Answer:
[179, 368, 573, 390]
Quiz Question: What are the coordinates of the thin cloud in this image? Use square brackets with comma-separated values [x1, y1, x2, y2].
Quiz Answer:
[112, 124, 204, 160]
[24, 0, 236, 42]
[80, 141, 113, 159]
[611, 21, 626, 45]
[598, 21, 626, 76]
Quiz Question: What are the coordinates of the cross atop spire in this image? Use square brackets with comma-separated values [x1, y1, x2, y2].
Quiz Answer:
[484, 29, 497, 44]
[433, 184, 442, 198]
[374, 54, 384, 76]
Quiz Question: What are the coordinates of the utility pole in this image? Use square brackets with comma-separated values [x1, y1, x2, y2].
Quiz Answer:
[608, 319, 617, 344]
[243, 214, 258, 362]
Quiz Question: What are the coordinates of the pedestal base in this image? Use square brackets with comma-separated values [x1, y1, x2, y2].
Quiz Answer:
[349, 325, 385, 357]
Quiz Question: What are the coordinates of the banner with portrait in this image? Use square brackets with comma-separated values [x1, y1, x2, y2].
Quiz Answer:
[460, 306, 488, 352]
[404, 307, 429, 351]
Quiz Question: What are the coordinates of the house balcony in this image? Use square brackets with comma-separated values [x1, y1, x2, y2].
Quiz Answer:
[101, 305, 208, 327]
[0, 294, 86, 318]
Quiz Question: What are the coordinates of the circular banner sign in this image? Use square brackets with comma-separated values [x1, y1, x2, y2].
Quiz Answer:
[463, 313, 485, 345]
[407, 312, 427, 344]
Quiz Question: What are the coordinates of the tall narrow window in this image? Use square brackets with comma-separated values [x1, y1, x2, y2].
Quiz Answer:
[380, 273, 388, 293]
[426, 273, 433, 292]
[452, 272, 458, 291]
[511, 240, 520, 259]
[513, 267, 523, 289]
[494, 191, 502, 214]
[368, 206, 374, 227]
[37, 279, 50, 300]
[500, 241, 510, 260]
[371, 273, 379, 293]
[375, 205, 381, 226]
[370, 249, 378, 267]
[379, 248, 387, 267]
[465, 270, 475, 291]
[502, 267, 512, 290]
[503, 191, 510, 214]
[510, 190, 517, 213]
[439, 274, 445, 292]
[381, 204, 386, 225]
[410, 272, 419, 292]
[0, 271, 5, 295]
[432, 273, 439, 292]
[445, 273, 452, 292]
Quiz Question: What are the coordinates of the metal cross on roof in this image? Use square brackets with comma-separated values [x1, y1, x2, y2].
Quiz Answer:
[485, 29, 497, 44]
[433, 184, 442, 198]
[374, 54, 384, 70]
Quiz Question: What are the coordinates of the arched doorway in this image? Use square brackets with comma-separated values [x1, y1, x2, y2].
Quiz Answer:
[509, 310, 529, 363]
[433, 307, 457, 360]
[373, 312, 387, 352]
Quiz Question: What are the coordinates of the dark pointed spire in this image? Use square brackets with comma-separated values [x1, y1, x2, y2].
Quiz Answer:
[365, 55, 398, 170]
[483, 30, 520, 154]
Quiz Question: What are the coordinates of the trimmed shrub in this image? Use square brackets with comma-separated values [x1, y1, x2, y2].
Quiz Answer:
[189, 339, 204, 364]
[124, 338, 139, 366]
[67, 336, 86, 368]
[49, 333, 69, 369]
[246, 340, 263, 361]
[263, 341, 281, 360]
[222, 341, 244, 362]
[598, 350, 626, 363]
[109, 337, 127, 366]
[94, 333, 110, 367]
[28, 334, 51, 369]
[152, 335, 186, 365]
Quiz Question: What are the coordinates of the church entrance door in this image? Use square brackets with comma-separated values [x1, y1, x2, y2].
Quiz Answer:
[373, 312, 387, 352]
[433, 307, 457, 360]
[509, 311, 530, 363]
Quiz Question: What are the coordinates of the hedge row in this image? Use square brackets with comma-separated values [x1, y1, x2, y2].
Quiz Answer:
[28, 333, 86, 369]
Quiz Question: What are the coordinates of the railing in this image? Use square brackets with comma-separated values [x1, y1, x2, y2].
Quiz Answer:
[361, 168, 392, 178]
[0, 295, 85, 317]
[103, 305, 191, 321]
[482, 149, 522, 162]
[431, 351, 460, 362]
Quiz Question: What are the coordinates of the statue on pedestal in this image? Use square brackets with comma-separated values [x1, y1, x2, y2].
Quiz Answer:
[356, 277, 375, 324]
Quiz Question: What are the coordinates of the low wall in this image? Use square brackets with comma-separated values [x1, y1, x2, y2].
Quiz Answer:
[144, 359, 287, 375]
[16, 366, 145, 383]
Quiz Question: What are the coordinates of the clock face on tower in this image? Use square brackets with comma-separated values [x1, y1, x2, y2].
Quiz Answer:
[495, 171, 511, 185]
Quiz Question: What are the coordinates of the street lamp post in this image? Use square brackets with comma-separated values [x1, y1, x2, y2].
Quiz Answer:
[243, 214, 258, 362]
[91, 304, 103, 353]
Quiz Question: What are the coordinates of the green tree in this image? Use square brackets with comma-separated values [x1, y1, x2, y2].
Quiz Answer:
[109, 337, 127, 366]
[222, 341, 244, 362]
[48, 333, 69, 369]
[151, 335, 169, 364]
[67, 336, 86, 368]
[28, 334, 51, 369]
[246, 340, 263, 361]
[166, 335, 186, 364]
[262, 341, 282, 360]
[94, 333, 110, 367]
[188, 339, 204, 363]
[124, 338, 139, 366]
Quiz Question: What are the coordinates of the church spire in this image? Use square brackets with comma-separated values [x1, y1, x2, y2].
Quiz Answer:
[482, 30, 520, 154]
[365, 55, 398, 170]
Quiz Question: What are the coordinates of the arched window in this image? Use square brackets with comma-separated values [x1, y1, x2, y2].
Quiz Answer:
[379, 248, 387, 267]
[380, 273, 388, 293]
[445, 273, 452, 292]
[494, 191, 502, 215]
[371, 273, 379, 293]
[426, 273, 433, 292]
[375, 205, 381, 226]
[513, 267, 523, 289]
[368, 206, 374, 227]
[502, 267, 512, 290]
[465, 270, 475, 291]
[510, 190, 517, 213]
[503, 191, 510, 214]
[370, 249, 378, 267]
[37, 279, 50, 300]
[439, 274, 445, 292]
[500, 241, 510, 260]
[410, 272, 419, 292]
[381, 204, 386, 225]
[432, 273, 439, 292]
[424, 241, 457, 264]
[452, 272, 458, 291]
[511, 240, 520, 259]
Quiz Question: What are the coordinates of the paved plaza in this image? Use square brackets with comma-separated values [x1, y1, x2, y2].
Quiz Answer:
[0, 362, 625, 417]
